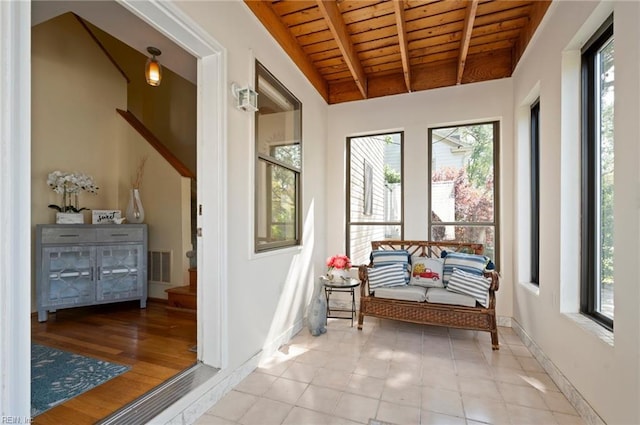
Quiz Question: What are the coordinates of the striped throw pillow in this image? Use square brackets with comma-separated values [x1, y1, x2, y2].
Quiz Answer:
[367, 263, 407, 290]
[371, 250, 411, 282]
[442, 251, 489, 285]
[446, 268, 491, 307]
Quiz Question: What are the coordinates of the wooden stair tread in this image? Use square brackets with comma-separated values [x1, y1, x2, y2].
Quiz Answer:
[166, 285, 196, 295]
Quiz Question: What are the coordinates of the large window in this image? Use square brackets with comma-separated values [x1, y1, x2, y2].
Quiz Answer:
[428, 122, 500, 265]
[530, 99, 540, 285]
[347, 132, 403, 265]
[581, 16, 614, 329]
[254, 61, 302, 252]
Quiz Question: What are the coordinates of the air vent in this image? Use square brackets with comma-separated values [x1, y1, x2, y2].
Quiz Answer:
[148, 251, 171, 283]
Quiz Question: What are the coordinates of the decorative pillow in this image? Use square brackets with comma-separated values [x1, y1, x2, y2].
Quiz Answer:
[371, 250, 411, 282]
[410, 257, 444, 288]
[367, 263, 407, 290]
[446, 268, 491, 307]
[442, 251, 489, 285]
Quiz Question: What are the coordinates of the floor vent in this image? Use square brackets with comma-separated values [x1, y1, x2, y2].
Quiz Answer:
[97, 362, 219, 425]
[148, 250, 171, 283]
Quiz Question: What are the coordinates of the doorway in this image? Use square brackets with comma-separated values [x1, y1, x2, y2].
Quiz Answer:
[25, 0, 226, 421]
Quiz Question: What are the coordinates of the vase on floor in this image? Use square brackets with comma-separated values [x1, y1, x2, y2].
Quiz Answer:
[125, 189, 145, 224]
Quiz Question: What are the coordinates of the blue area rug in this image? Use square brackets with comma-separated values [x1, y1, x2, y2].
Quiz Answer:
[31, 343, 130, 417]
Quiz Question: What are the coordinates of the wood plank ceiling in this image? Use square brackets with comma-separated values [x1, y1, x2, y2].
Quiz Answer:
[245, 0, 551, 104]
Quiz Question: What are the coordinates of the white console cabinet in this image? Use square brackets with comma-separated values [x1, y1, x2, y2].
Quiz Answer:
[36, 224, 148, 322]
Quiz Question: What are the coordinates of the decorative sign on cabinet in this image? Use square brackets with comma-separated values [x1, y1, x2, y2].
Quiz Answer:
[35, 224, 148, 322]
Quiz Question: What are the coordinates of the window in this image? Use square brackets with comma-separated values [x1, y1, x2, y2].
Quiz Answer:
[347, 132, 403, 265]
[428, 122, 500, 265]
[581, 16, 614, 329]
[254, 61, 302, 252]
[530, 99, 540, 285]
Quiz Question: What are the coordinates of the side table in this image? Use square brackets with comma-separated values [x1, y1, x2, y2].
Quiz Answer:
[321, 276, 360, 327]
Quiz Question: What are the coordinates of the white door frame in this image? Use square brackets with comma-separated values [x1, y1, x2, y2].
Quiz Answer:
[0, 0, 32, 418]
[117, 0, 229, 369]
[0, 1, 228, 417]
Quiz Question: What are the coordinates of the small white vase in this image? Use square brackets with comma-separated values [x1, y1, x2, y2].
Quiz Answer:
[125, 189, 145, 224]
[327, 268, 349, 282]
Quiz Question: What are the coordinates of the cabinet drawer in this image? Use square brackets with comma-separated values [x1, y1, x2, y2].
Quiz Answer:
[41, 228, 96, 244]
[96, 227, 144, 243]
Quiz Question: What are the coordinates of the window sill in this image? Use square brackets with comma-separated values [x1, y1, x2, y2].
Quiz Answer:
[563, 313, 614, 347]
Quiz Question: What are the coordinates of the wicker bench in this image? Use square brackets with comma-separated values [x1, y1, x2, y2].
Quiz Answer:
[357, 240, 500, 349]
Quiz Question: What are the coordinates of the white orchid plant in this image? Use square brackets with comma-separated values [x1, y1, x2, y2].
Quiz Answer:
[47, 171, 99, 213]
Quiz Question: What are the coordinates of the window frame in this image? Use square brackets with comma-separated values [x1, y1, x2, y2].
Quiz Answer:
[254, 60, 303, 253]
[427, 121, 501, 269]
[346, 132, 405, 265]
[530, 99, 540, 285]
[580, 15, 614, 330]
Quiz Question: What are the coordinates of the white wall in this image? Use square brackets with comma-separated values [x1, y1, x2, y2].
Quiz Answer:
[327, 79, 515, 319]
[175, 1, 328, 370]
[512, 1, 640, 423]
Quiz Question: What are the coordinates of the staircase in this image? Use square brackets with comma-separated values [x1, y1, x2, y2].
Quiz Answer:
[165, 267, 197, 312]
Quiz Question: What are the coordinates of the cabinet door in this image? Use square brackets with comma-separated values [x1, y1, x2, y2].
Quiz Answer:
[41, 246, 95, 307]
[96, 244, 144, 302]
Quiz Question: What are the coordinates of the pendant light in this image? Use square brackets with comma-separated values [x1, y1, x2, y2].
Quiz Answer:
[145, 47, 162, 87]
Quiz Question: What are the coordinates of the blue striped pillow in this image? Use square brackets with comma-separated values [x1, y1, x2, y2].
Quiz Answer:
[446, 268, 491, 307]
[371, 250, 411, 282]
[442, 251, 489, 285]
[368, 263, 407, 290]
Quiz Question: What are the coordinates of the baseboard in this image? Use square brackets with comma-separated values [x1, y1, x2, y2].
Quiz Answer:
[511, 319, 605, 425]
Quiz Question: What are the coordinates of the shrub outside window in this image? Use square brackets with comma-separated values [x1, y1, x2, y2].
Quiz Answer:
[428, 122, 500, 267]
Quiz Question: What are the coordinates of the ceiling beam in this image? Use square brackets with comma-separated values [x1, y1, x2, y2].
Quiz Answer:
[456, 0, 479, 85]
[243, 1, 329, 102]
[316, 0, 368, 99]
[392, 0, 411, 92]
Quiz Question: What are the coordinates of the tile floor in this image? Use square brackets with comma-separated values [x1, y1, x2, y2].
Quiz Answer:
[196, 318, 585, 425]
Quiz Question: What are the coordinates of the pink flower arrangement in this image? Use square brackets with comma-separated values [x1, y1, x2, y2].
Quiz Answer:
[326, 254, 351, 271]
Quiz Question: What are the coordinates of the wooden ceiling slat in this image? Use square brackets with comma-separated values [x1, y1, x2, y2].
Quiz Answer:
[271, 1, 317, 17]
[243, 0, 328, 101]
[345, 13, 398, 36]
[457, 0, 479, 84]
[471, 28, 522, 46]
[473, 16, 529, 37]
[405, 9, 467, 33]
[351, 26, 399, 47]
[473, 4, 531, 27]
[365, 60, 404, 75]
[340, 1, 396, 25]
[297, 30, 336, 47]
[279, 8, 325, 27]
[309, 47, 347, 63]
[362, 52, 403, 68]
[316, 0, 368, 98]
[359, 43, 401, 61]
[475, 0, 532, 17]
[404, 0, 468, 22]
[288, 18, 329, 37]
[393, 0, 412, 92]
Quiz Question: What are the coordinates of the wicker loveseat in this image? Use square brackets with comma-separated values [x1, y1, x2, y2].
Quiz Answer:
[358, 240, 500, 349]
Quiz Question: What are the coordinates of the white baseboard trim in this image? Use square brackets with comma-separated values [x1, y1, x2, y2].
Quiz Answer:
[497, 315, 512, 327]
[156, 319, 304, 425]
[511, 319, 605, 425]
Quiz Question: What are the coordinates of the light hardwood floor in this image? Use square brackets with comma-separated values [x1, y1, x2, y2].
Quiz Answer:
[31, 300, 197, 424]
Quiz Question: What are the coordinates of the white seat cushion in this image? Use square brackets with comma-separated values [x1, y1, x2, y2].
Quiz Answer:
[425, 287, 476, 307]
[373, 285, 427, 302]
